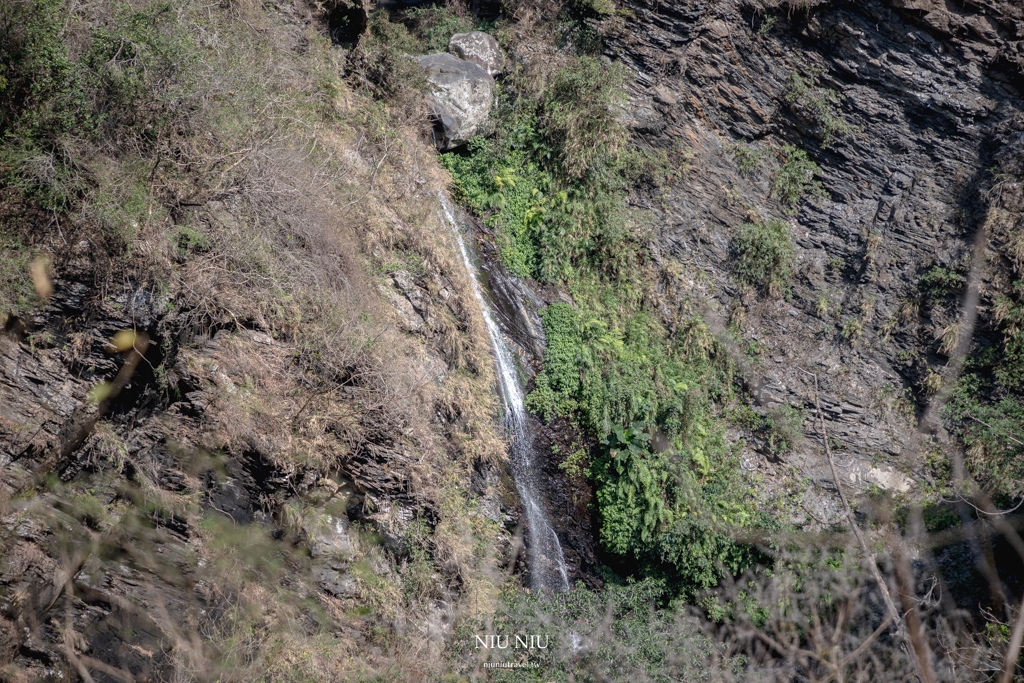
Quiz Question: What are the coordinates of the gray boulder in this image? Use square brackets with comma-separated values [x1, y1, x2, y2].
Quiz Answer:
[414, 53, 494, 150]
[318, 567, 358, 597]
[447, 31, 505, 77]
[310, 514, 357, 568]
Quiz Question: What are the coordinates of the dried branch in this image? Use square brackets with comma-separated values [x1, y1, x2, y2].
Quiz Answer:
[800, 368, 937, 683]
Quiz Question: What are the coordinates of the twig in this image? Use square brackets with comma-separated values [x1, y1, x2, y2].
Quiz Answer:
[342, 147, 390, 211]
[842, 614, 895, 667]
[964, 412, 1024, 447]
[56, 334, 152, 463]
[798, 369, 902, 626]
[799, 368, 937, 683]
[940, 493, 1024, 517]
[800, 503, 846, 527]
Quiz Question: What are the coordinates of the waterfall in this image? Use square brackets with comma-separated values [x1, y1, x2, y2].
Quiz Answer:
[439, 193, 570, 593]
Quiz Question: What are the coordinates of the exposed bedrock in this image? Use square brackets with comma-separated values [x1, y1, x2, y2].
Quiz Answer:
[598, 0, 1023, 514]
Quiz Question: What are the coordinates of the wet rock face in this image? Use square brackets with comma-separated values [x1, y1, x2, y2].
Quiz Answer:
[448, 31, 505, 77]
[414, 52, 495, 150]
[599, 0, 1023, 506]
[466, 215, 598, 584]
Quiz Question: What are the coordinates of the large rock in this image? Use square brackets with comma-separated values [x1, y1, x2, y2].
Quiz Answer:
[414, 53, 494, 150]
[447, 31, 505, 77]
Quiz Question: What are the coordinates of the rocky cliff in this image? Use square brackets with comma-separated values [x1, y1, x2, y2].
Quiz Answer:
[600, 0, 1024, 516]
[2, 0, 1024, 679]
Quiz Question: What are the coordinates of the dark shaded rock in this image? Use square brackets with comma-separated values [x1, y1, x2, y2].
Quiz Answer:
[324, 0, 368, 45]
[318, 567, 358, 597]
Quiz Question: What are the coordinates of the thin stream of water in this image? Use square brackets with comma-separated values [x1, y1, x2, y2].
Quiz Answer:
[439, 193, 569, 593]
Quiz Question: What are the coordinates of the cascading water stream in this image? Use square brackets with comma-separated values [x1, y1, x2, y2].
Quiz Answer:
[439, 192, 570, 593]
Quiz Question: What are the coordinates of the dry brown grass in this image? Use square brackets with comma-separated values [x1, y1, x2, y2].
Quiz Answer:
[0, 0, 515, 680]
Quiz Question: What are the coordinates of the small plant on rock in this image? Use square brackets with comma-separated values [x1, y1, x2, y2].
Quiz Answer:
[919, 265, 966, 296]
[764, 404, 804, 455]
[756, 14, 778, 37]
[733, 219, 795, 297]
[772, 144, 824, 210]
[784, 71, 856, 147]
[815, 295, 831, 319]
[842, 317, 863, 342]
[729, 142, 767, 174]
[403, 6, 474, 53]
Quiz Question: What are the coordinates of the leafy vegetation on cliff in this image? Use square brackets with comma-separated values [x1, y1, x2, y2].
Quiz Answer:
[732, 219, 795, 297]
[442, 37, 767, 592]
[5, 0, 1024, 680]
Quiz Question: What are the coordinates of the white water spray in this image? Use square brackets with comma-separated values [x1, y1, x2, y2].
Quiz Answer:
[439, 193, 569, 593]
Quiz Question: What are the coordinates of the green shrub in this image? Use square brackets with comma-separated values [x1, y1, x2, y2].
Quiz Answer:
[527, 304, 758, 587]
[540, 55, 628, 180]
[991, 281, 1024, 392]
[525, 302, 582, 419]
[592, 424, 670, 554]
[590, 422, 759, 589]
[997, 335, 1024, 392]
[349, 12, 426, 102]
[764, 404, 804, 454]
[0, 229, 36, 323]
[732, 219, 794, 297]
[403, 6, 473, 53]
[729, 142, 767, 174]
[784, 71, 855, 147]
[756, 14, 779, 36]
[0, 0, 196, 264]
[1, 0, 196, 147]
[945, 376, 1024, 499]
[88, 169, 158, 257]
[567, 0, 618, 16]
[176, 225, 210, 255]
[919, 265, 966, 296]
[0, 0, 94, 141]
[771, 144, 823, 210]
[842, 317, 863, 341]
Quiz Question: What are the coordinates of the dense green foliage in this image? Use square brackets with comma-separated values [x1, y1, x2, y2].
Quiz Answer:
[444, 51, 764, 593]
[732, 219, 794, 297]
[441, 56, 639, 283]
[590, 424, 759, 589]
[945, 279, 1024, 500]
